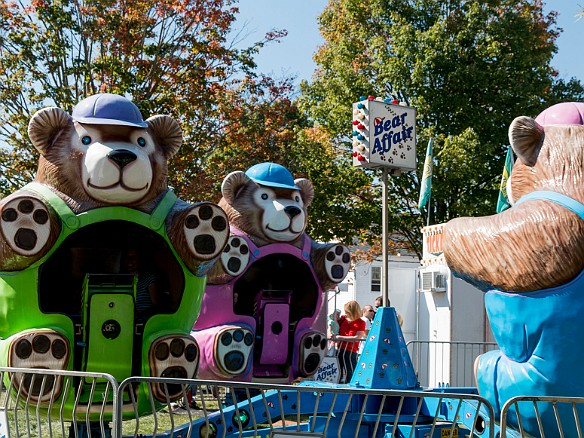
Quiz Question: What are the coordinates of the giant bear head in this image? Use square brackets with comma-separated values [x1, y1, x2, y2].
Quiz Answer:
[219, 162, 314, 246]
[28, 93, 181, 211]
[444, 102, 584, 292]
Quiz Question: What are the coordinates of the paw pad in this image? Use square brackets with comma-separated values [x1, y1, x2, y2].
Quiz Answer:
[1, 197, 52, 256]
[300, 332, 327, 377]
[221, 236, 250, 276]
[215, 327, 254, 376]
[325, 244, 351, 281]
[9, 330, 70, 403]
[184, 203, 229, 261]
[149, 336, 199, 401]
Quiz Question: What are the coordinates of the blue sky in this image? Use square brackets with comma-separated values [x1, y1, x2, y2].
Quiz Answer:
[235, 0, 583, 85]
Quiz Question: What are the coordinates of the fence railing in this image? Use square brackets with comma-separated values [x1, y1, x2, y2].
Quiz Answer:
[501, 395, 584, 438]
[406, 340, 498, 387]
[1, 366, 495, 437]
[3, 349, 584, 437]
[0, 367, 119, 437]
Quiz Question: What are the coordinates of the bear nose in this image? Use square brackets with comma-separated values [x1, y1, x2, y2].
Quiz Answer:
[284, 206, 301, 219]
[108, 149, 137, 169]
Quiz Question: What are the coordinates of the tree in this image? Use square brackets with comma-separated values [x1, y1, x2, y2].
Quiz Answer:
[299, 0, 584, 257]
[0, 0, 288, 200]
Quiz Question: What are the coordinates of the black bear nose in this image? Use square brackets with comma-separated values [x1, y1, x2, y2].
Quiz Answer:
[108, 149, 137, 169]
[284, 206, 301, 218]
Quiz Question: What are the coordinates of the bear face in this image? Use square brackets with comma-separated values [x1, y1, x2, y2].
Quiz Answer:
[28, 96, 180, 211]
[219, 167, 314, 246]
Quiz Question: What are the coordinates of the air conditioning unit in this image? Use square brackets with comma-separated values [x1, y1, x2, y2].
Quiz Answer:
[419, 271, 447, 293]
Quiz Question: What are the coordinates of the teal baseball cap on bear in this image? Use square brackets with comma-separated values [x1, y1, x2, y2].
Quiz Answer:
[72, 93, 148, 128]
[245, 162, 299, 190]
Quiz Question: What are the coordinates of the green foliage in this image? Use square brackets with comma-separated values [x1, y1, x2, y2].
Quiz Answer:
[299, 0, 584, 257]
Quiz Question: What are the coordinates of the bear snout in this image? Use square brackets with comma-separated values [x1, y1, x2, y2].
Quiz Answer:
[284, 206, 301, 219]
[108, 149, 137, 169]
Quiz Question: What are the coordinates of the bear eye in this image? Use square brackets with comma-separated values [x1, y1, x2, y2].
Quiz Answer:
[261, 193, 269, 200]
[295, 195, 300, 202]
[81, 136, 92, 145]
[137, 137, 146, 147]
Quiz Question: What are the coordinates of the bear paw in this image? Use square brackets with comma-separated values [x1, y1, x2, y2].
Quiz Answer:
[215, 327, 254, 376]
[299, 331, 327, 377]
[0, 197, 52, 256]
[149, 336, 199, 402]
[183, 203, 229, 261]
[325, 244, 351, 282]
[8, 330, 70, 403]
[220, 236, 250, 277]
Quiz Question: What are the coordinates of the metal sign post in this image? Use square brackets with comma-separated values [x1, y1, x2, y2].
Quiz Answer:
[381, 167, 389, 307]
[352, 97, 416, 308]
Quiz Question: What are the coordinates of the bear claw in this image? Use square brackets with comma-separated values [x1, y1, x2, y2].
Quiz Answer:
[183, 203, 229, 261]
[0, 197, 52, 256]
[215, 327, 254, 376]
[325, 244, 351, 282]
[9, 330, 70, 403]
[299, 331, 327, 377]
[149, 335, 199, 402]
[221, 236, 250, 276]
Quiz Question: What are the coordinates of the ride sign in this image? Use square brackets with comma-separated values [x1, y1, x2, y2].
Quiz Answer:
[352, 97, 416, 170]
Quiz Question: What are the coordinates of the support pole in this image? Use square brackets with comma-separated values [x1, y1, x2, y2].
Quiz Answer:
[382, 168, 389, 307]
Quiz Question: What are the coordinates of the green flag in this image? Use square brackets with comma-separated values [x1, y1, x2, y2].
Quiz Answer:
[418, 138, 433, 210]
[496, 146, 514, 213]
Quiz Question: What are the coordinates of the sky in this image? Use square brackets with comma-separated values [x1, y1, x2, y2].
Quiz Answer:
[235, 0, 583, 85]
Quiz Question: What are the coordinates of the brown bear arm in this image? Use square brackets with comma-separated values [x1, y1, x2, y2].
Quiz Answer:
[443, 201, 584, 292]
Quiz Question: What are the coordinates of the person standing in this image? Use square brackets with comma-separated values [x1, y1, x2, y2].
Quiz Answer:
[327, 309, 341, 356]
[361, 305, 375, 334]
[374, 295, 383, 310]
[374, 295, 403, 326]
[334, 301, 366, 383]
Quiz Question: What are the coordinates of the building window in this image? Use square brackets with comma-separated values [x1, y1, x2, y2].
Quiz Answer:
[371, 266, 381, 292]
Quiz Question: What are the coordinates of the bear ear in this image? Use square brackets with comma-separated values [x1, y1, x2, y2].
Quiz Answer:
[28, 107, 72, 155]
[146, 115, 182, 159]
[295, 178, 314, 208]
[508, 115, 544, 167]
[221, 171, 251, 205]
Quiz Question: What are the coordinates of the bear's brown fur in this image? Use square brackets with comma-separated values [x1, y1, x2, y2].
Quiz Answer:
[444, 116, 584, 292]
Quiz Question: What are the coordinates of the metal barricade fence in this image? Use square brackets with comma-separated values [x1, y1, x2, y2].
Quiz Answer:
[4, 365, 584, 437]
[0, 366, 119, 438]
[501, 395, 584, 438]
[117, 376, 496, 438]
[0, 366, 495, 437]
[406, 341, 498, 388]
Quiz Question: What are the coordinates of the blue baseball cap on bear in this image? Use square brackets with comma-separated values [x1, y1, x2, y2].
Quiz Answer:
[72, 93, 148, 128]
[245, 162, 299, 190]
